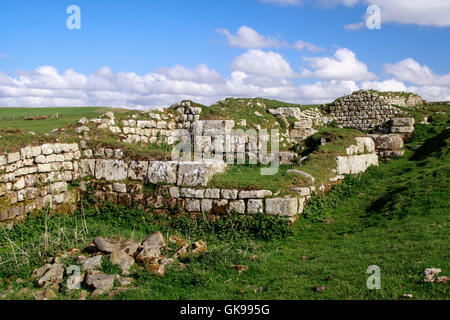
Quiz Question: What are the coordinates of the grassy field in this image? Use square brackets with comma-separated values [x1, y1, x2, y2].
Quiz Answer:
[0, 107, 109, 134]
[0, 116, 448, 300]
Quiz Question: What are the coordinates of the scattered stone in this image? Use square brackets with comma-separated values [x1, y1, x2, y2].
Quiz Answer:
[82, 255, 102, 271]
[142, 231, 166, 250]
[75, 126, 90, 133]
[191, 240, 207, 256]
[110, 249, 135, 275]
[423, 268, 442, 283]
[116, 276, 134, 287]
[90, 289, 107, 298]
[146, 263, 165, 277]
[436, 276, 449, 284]
[84, 273, 115, 291]
[78, 117, 88, 125]
[93, 237, 121, 253]
[136, 246, 161, 264]
[35, 263, 64, 288]
[34, 288, 57, 300]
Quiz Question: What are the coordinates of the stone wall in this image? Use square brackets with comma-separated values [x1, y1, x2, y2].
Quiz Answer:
[1, 136, 379, 225]
[335, 137, 379, 175]
[383, 94, 424, 108]
[327, 90, 410, 132]
[82, 182, 309, 222]
[0, 143, 80, 224]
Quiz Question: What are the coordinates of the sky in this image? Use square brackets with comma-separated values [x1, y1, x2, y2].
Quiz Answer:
[0, 0, 450, 109]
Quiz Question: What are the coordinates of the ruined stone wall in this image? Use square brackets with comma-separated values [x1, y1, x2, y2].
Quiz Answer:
[0, 136, 379, 225]
[83, 182, 308, 222]
[0, 143, 80, 224]
[327, 90, 410, 132]
[383, 94, 424, 108]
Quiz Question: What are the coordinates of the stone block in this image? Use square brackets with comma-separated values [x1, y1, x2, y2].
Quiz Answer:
[265, 198, 298, 217]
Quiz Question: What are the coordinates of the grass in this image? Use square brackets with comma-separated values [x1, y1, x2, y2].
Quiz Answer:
[0, 107, 109, 134]
[208, 127, 365, 193]
[0, 114, 448, 300]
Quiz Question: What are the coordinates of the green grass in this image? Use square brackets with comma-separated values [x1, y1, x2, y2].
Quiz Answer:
[0, 107, 109, 134]
[208, 127, 365, 193]
[0, 104, 448, 301]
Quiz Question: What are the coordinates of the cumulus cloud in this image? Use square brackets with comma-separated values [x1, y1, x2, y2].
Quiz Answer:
[384, 58, 450, 86]
[293, 40, 324, 52]
[217, 26, 284, 49]
[1, 54, 449, 108]
[230, 49, 297, 78]
[155, 64, 224, 84]
[262, 0, 450, 27]
[301, 48, 377, 81]
[368, 0, 450, 27]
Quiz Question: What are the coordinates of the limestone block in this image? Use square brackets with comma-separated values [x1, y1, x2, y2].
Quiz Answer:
[185, 199, 201, 212]
[95, 160, 128, 181]
[369, 134, 404, 151]
[128, 161, 149, 181]
[180, 188, 196, 198]
[205, 189, 220, 199]
[41, 144, 54, 155]
[7, 152, 20, 164]
[247, 199, 264, 214]
[392, 118, 415, 126]
[335, 154, 379, 175]
[391, 126, 414, 133]
[265, 198, 298, 217]
[147, 161, 178, 184]
[112, 183, 127, 193]
[201, 199, 213, 213]
[169, 186, 180, 198]
[290, 187, 310, 197]
[177, 160, 227, 187]
[79, 159, 96, 178]
[221, 189, 238, 199]
[228, 200, 245, 214]
[37, 164, 51, 173]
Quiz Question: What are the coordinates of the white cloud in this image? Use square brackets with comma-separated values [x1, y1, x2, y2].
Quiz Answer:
[155, 64, 224, 84]
[0, 53, 8, 59]
[262, 0, 450, 27]
[384, 58, 450, 86]
[344, 22, 365, 31]
[259, 0, 303, 6]
[293, 40, 324, 52]
[360, 78, 409, 92]
[1, 53, 449, 109]
[298, 80, 359, 104]
[368, 0, 450, 27]
[217, 26, 284, 49]
[301, 48, 377, 81]
[230, 49, 297, 78]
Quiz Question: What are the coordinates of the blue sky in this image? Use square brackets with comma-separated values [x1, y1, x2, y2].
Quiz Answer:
[0, 0, 449, 108]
